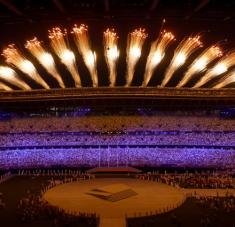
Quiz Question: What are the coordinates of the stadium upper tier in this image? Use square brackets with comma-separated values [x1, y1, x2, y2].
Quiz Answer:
[0, 114, 234, 147]
[0, 115, 234, 132]
[0, 24, 235, 93]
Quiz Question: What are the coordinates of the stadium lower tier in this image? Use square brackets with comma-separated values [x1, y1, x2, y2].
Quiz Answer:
[0, 132, 235, 147]
[0, 146, 234, 169]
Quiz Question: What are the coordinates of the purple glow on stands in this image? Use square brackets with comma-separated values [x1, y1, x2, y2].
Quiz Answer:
[1, 131, 235, 147]
[0, 147, 234, 169]
[0, 114, 234, 169]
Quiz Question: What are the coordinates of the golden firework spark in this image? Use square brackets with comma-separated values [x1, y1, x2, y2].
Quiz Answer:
[0, 82, 12, 91]
[25, 37, 65, 88]
[103, 28, 119, 87]
[193, 51, 235, 88]
[161, 35, 202, 87]
[213, 71, 235, 88]
[126, 28, 148, 86]
[142, 30, 174, 87]
[2, 44, 49, 89]
[177, 45, 222, 87]
[72, 24, 98, 87]
[0, 66, 31, 90]
[48, 27, 81, 87]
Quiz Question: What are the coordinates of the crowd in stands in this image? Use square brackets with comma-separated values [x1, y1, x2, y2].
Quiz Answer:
[0, 147, 234, 169]
[0, 108, 233, 226]
[0, 192, 5, 209]
[0, 167, 234, 227]
[0, 172, 12, 183]
[17, 169, 93, 177]
[0, 131, 234, 147]
[0, 114, 234, 169]
[137, 172, 235, 189]
[196, 195, 235, 213]
[17, 182, 98, 226]
[0, 115, 234, 132]
[127, 196, 235, 227]
[0, 171, 98, 226]
[0, 173, 8, 209]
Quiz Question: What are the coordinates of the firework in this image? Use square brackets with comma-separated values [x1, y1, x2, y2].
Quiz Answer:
[142, 30, 174, 87]
[161, 35, 202, 87]
[177, 45, 222, 87]
[213, 71, 235, 88]
[125, 28, 148, 86]
[193, 52, 235, 88]
[0, 66, 31, 90]
[2, 44, 49, 89]
[103, 28, 119, 87]
[0, 82, 12, 91]
[25, 37, 65, 88]
[72, 24, 98, 87]
[48, 27, 81, 87]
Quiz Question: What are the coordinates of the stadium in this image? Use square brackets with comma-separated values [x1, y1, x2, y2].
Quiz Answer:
[0, 1, 234, 227]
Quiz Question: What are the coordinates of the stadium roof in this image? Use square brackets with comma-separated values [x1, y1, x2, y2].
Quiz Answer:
[0, 88, 234, 111]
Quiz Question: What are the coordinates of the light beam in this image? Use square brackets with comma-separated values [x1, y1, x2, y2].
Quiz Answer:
[177, 45, 222, 87]
[2, 44, 49, 89]
[103, 28, 119, 87]
[143, 30, 174, 86]
[25, 37, 65, 88]
[126, 28, 147, 86]
[213, 71, 235, 88]
[0, 66, 31, 90]
[72, 24, 98, 87]
[48, 27, 81, 87]
[193, 52, 235, 88]
[161, 35, 202, 87]
[0, 82, 12, 91]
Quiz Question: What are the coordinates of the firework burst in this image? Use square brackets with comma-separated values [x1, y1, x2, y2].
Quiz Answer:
[48, 27, 81, 87]
[103, 28, 119, 87]
[0, 66, 31, 90]
[126, 28, 148, 86]
[142, 30, 174, 87]
[161, 35, 202, 87]
[177, 45, 222, 87]
[193, 51, 235, 88]
[2, 44, 49, 89]
[72, 24, 98, 87]
[0, 25, 235, 91]
[25, 37, 65, 88]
